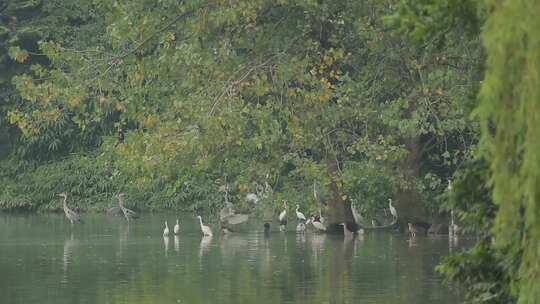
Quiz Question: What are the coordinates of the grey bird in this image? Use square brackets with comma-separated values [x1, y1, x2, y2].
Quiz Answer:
[58, 193, 82, 224]
[108, 193, 137, 221]
[117, 193, 137, 221]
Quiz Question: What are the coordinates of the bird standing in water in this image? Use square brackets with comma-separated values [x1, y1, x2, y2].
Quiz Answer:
[174, 219, 180, 235]
[295, 204, 306, 222]
[163, 221, 170, 236]
[197, 215, 213, 236]
[58, 193, 82, 225]
[388, 199, 397, 220]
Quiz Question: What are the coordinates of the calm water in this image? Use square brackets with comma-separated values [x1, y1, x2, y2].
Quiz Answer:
[0, 213, 461, 304]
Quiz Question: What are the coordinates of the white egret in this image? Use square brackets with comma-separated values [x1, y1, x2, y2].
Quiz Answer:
[197, 215, 213, 236]
[58, 193, 82, 225]
[351, 200, 363, 224]
[295, 204, 306, 222]
[163, 221, 170, 236]
[174, 219, 180, 235]
[388, 198, 397, 219]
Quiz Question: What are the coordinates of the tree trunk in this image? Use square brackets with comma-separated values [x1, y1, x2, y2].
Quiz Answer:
[326, 157, 359, 233]
[395, 137, 429, 232]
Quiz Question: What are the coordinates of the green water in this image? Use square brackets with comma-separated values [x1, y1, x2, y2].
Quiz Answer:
[0, 213, 461, 304]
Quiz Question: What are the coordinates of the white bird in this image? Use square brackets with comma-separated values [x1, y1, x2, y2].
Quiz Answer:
[279, 201, 288, 231]
[174, 219, 180, 235]
[351, 201, 363, 224]
[163, 221, 170, 236]
[388, 198, 397, 219]
[246, 193, 259, 204]
[197, 215, 213, 237]
[312, 217, 327, 232]
[295, 204, 306, 222]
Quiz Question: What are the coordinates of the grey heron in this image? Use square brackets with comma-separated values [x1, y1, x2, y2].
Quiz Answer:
[174, 219, 180, 235]
[197, 215, 213, 236]
[163, 221, 170, 236]
[58, 193, 82, 225]
[117, 193, 137, 221]
[313, 181, 327, 205]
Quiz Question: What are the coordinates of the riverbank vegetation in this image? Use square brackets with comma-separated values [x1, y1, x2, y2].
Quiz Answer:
[1, 0, 539, 302]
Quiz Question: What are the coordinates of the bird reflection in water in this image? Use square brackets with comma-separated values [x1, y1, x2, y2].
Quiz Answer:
[117, 223, 129, 259]
[329, 232, 355, 304]
[62, 233, 75, 285]
[199, 235, 212, 257]
[309, 233, 326, 262]
[163, 236, 170, 256]
[174, 235, 180, 253]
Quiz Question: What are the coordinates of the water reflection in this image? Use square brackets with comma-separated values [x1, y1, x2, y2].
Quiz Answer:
[117, 223, 129, 258]
[163, 236, 170, 255]
[174, 235, 180, 253]
[199, 235, 212, 257]
[0, 213, 464, 304]
[62, 233, 74, 284]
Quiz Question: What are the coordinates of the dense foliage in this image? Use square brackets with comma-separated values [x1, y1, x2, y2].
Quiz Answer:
[3, 0, 539, 303]
[1, 1, 480, 225]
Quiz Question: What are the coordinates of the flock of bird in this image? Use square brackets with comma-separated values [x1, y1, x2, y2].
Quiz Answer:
[58, 192, 216, 237]
[57, 189, 394, 237]
[57, 179, 460, 240]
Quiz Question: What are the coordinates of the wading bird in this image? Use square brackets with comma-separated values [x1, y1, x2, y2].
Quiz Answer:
[279, 201, 288, 231]
[163, 221, 170, 236]
[351, 200, 363, 224]
[197, 215, 213, 237]
[58, 193, 82, 225]
[295, 204, 306, 222]
[388, 198, 397, 220]
[174, 219, 180, 235]
[117, 193, 137, 221]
